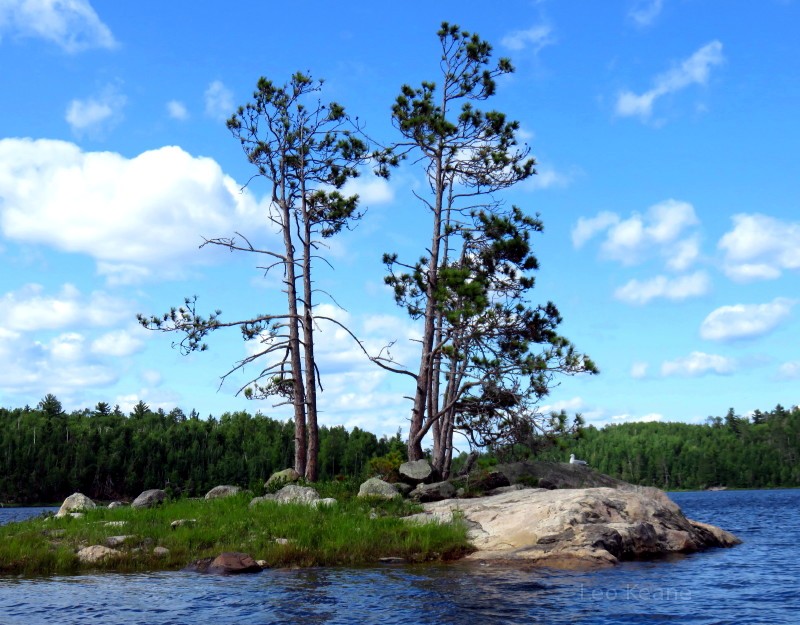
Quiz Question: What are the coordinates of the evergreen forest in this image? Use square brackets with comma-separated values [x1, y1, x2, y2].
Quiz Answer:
[2, 396, 798, 504]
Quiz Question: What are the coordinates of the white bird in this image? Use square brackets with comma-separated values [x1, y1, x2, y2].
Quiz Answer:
[569, 453, 588, 466]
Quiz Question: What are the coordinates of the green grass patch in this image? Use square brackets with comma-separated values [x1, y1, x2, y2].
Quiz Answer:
[0, 492, 472, 576]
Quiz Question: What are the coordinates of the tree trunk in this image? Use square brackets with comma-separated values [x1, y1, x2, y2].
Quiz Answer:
[301, 204, 319, 481]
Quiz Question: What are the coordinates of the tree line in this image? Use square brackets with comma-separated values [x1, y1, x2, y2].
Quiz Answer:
[532, 405, 800, 490]
[0, 395, 404, 504]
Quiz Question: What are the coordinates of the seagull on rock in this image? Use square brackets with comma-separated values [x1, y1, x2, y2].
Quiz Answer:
[569, 453, 588, 466]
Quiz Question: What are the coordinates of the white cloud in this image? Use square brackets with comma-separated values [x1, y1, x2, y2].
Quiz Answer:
[631, 362, 649, 379]
[539, 397, 586, 414]
[65, 84, 126, 136]
[0, 0, 116, 53]
[139, 369, 163, 387]
[572, 211, 620, 248]
[778, 361, 800, 380]
[523, 165, 573, 191]
[341, 176, 394, 205]
[90, 329, 145, 357]
[719, 213, 800, 281]
[0, 283, 130, 331]
[614, 270, 710, 305]
[501, 23, 555, 54]
[611, 412, 663, 423]
[0, 329, 118, 396]
[0, 138, 266, 283]
[700, 298, 794, 341]
[616, 41, 724, 120]
[575, 199, 700, 267]
[167, 100, 189, 121]
[205, 80, 234, 121]
[628, 0, 664, 27]
[661, 351, 736, 377]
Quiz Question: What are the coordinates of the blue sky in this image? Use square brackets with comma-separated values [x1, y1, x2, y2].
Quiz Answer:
[0, 0, 798, 439]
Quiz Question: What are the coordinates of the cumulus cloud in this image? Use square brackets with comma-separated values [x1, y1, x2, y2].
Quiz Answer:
[573, 199, 700, 267]
[341, 176, 394, 205]
[0, 283, 130, 331]
[0, 138, 266, 283]
[631, 362, 649, 379]
[614, 270, 710, 305]
[65, 84, 126, 136]
[523, 165, 574, 191]
[718, 213, 800, 281]
[660, 351, 735, 377]
[501, 23, 555, 54]
[0, 0, 116, 53]
[628, 0, 664, 27]
[616, 41, 724, 120]
[204, 80, 234, 121]
[0, 329, 118, 396]
[700, 298, 794, 341]
[90, 329, 145, 357]
[166, 100, 189, 121]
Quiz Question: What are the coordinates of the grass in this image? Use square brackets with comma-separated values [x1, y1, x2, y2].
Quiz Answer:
[0, 491, 473, 576]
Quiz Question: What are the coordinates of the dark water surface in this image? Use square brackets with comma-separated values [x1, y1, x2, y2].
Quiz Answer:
[0, 490, 797, 625]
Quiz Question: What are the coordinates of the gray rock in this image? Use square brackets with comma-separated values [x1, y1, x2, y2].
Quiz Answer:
[204, 485, 241, 500]
[56, 493, 96, 518]
[265, 468, 301, 489]
[410, 480, 456, 502]
[153, 546, 170, 557]
[108, 501, 126, 509]
[357, 478, 401, 499]
[77, 545, 121, 564]
[399, 459, 439, 485]
[395, 482, 413, 497]
[170, 518, 197, 529]
[250, 485, 319, 506]
[310, 497, 337, 508]
[105, 535, 134, 548]
[132, 489, 166, 509]
[488, 484, 532, 496]
[104, 521, 127, 527]
[418, 486, 742, 568]
[494, 460, 630, 490]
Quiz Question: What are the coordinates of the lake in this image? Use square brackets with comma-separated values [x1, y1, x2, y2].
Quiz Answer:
[0, 489, 798, 624]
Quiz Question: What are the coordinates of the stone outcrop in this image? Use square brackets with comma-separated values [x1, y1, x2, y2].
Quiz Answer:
[265, 468, 301, 489]
[77, 545, 122, 564]
[399, 459, 439, 485]
[131, 489, 166, 509]
[56, 493, 96, 518]
[358, 478, 401, 499]
[494, 461, 630, 490]
[412, 486, 741, 568]
[204, 485, 241, 500]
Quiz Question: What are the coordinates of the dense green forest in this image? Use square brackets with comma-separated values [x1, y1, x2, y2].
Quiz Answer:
[2, 397, 798, 503]
[535, 405, 800, 490]
[0, 395, 404, 504]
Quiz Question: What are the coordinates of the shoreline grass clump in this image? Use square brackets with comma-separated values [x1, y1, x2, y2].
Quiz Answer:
[0, 491, 473, 576]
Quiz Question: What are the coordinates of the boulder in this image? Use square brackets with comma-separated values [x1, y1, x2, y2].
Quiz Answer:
[416, 486, 741, 568]
[265, 468, 301, 489]
[250, 484, 320, 506]
[56, 492, 96, 518]
[399, 460, 439, 485]
[357, 478, 401, 500]
[170, 518, 197, 529]
[131, 489, 166, 509]
[410, 480, 456, 503]
[77, 545, 122, 564]
[209, 552, 262, 575]
[153, 546, 170, 557]
[108, 501, 126, 509]
[469, 470, 511, 492]
[310, 497, 337, 508]
[204, 485, 241, 500]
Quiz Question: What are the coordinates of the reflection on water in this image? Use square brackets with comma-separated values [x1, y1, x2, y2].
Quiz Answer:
[0, 490, 798, 625]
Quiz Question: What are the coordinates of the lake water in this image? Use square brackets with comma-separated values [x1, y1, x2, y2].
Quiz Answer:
[0, 490, 798, 624]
